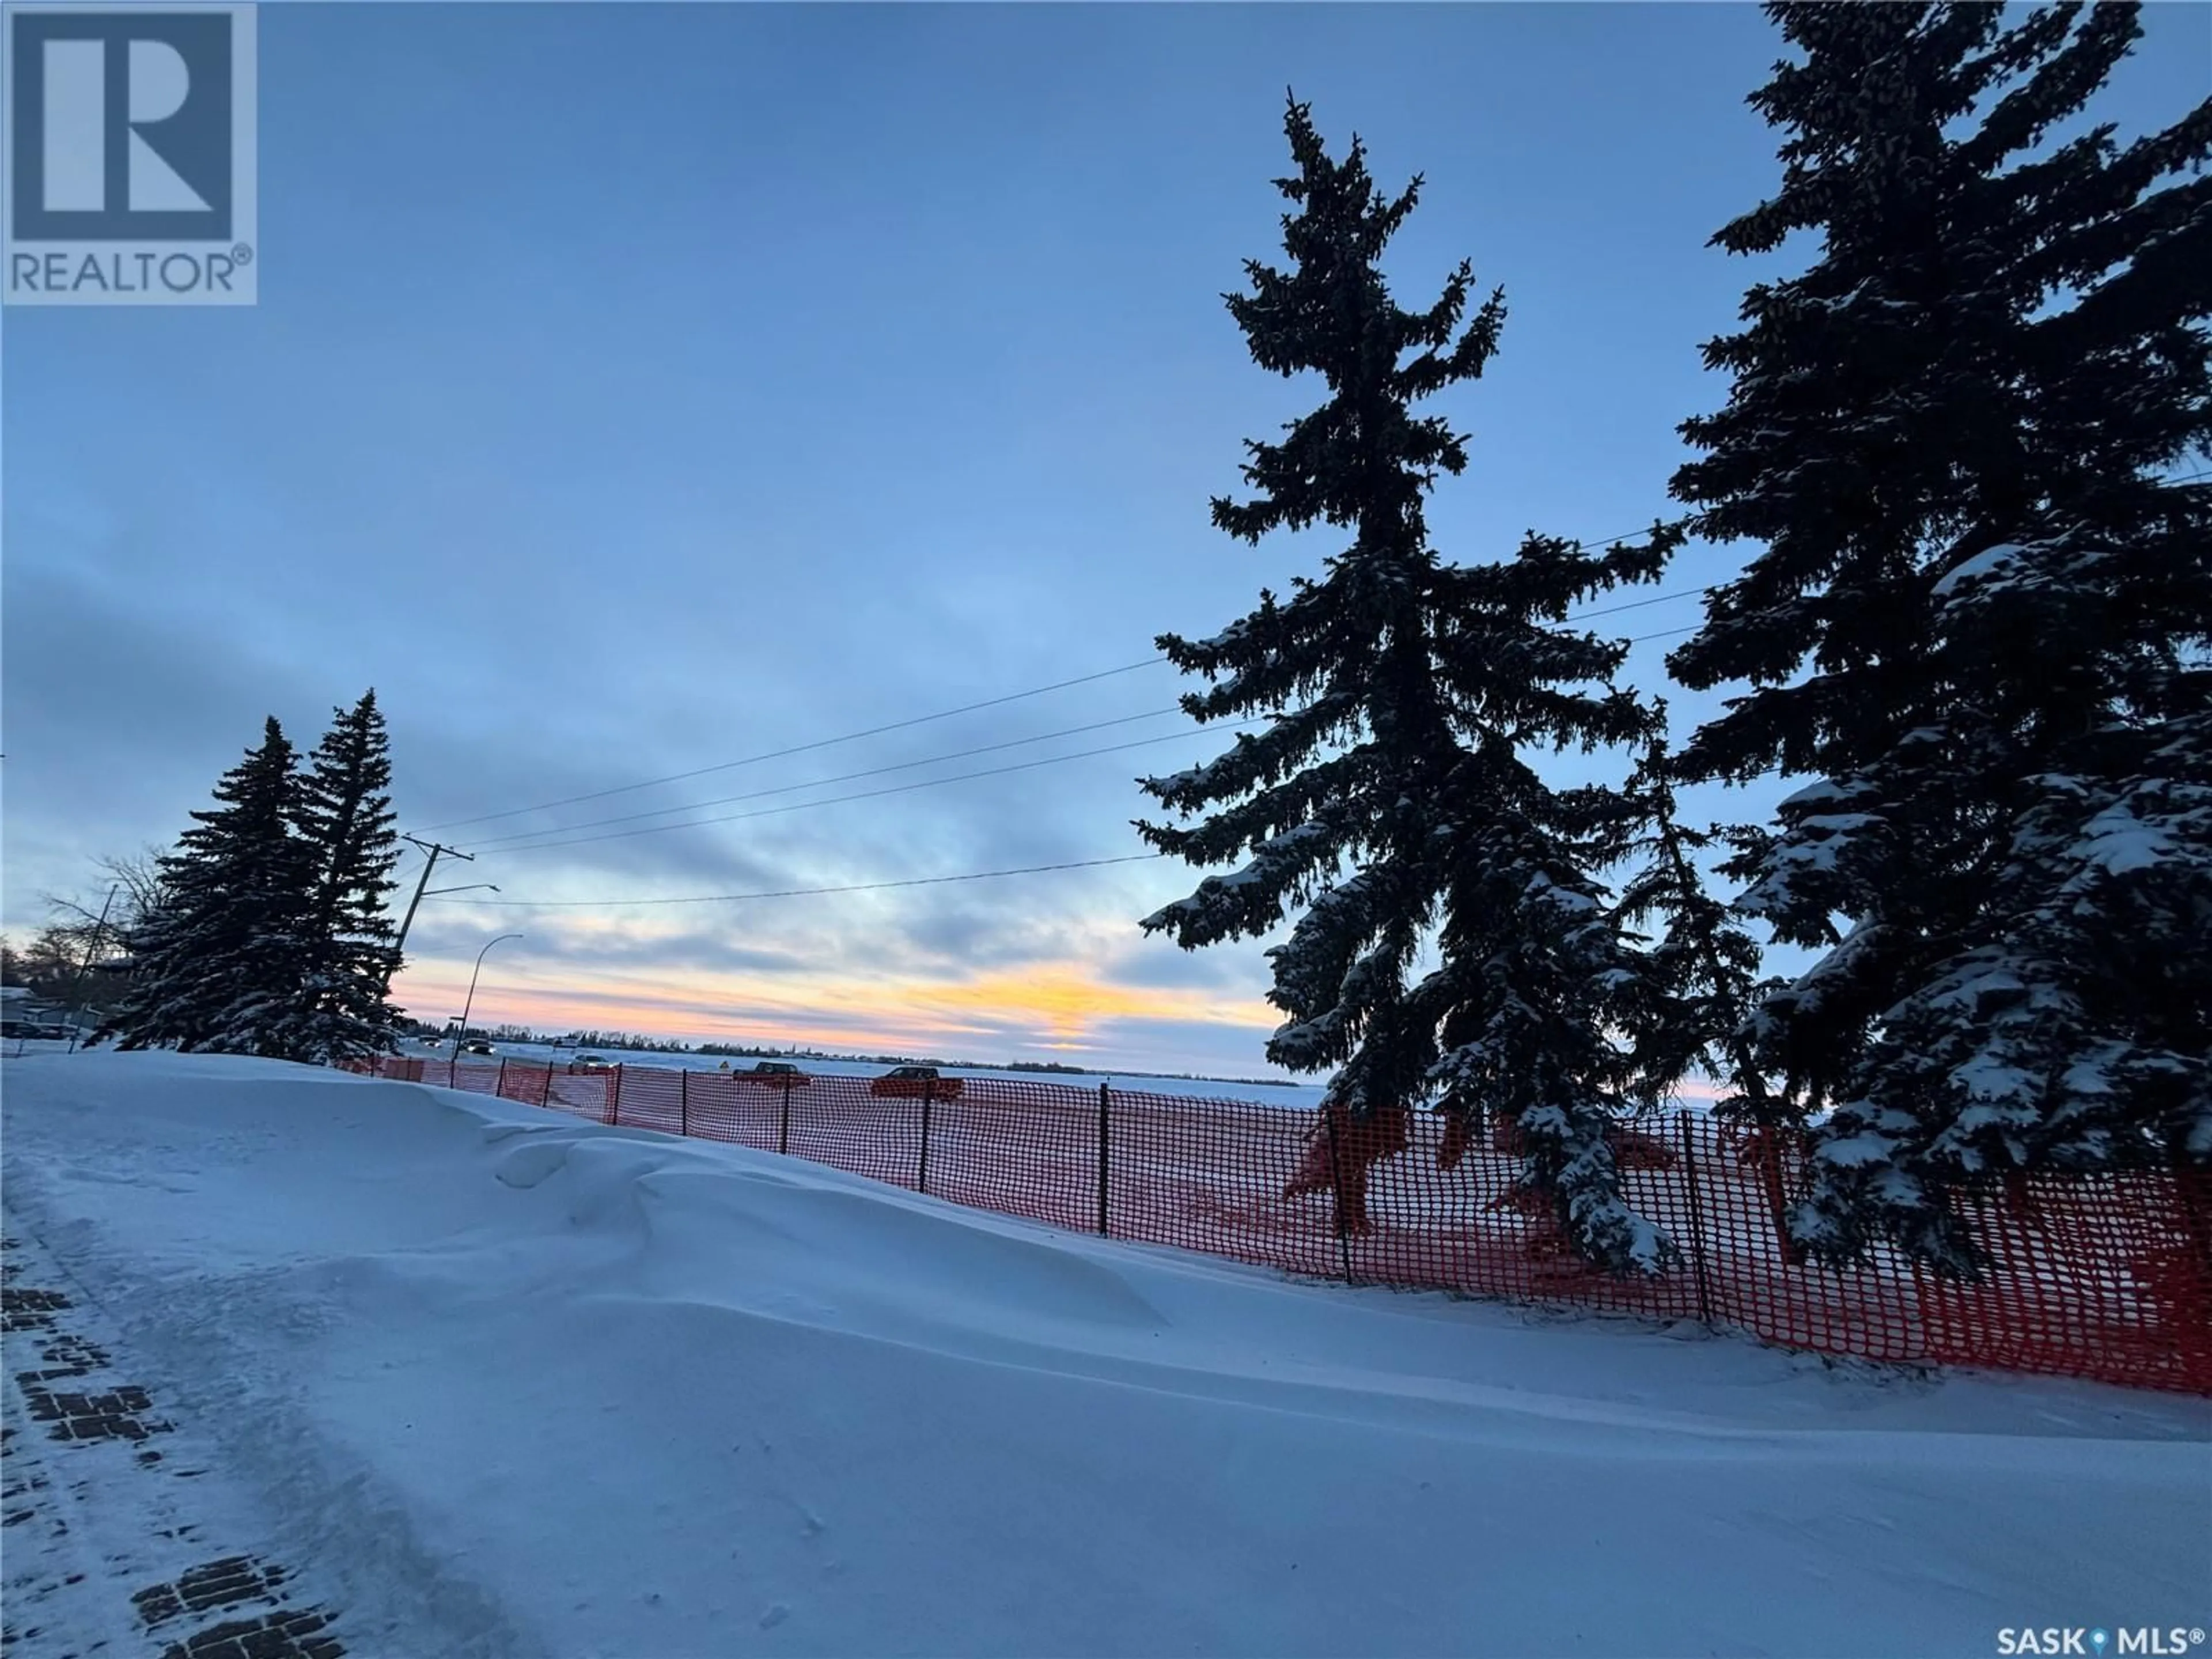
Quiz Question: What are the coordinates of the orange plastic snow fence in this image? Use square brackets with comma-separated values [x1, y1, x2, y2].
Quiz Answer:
[342, 1056, 2212, 1396]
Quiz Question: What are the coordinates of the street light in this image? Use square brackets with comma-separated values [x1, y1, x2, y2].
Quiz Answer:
[452, 933, 524, 1064]
[382, 866, 500, 996]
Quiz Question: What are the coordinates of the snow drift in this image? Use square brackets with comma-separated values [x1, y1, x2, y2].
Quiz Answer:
[3, 1051, 2205, 1657]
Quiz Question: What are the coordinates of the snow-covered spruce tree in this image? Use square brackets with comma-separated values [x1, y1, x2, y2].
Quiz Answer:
[1612, 721, 1775, 1127]
[1667, 2, 2212, 1270]
[1842, 711, 2212, 1215]
[1135, 96, 1685, 1272]
[278, 689, 405, 1063]
[108, 718, 316, 1056]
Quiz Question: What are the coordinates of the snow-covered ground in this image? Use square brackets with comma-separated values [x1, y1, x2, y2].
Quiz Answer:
[404, 1035, 1331, 1110]
[2, 1050, 2205, 1658]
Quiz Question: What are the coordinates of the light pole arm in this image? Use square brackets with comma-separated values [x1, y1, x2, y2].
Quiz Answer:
[451, 933, 524, 1062]
[389, 837, 478, 990]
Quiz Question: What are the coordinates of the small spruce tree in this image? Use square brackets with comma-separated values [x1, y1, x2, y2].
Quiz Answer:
[1612, 721, 1774, 1127]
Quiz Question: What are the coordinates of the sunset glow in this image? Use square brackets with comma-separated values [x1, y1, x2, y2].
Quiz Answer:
[389, 953, 1281, 1069]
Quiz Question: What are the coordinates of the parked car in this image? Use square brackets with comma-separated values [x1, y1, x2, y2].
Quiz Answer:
[737, 1060, 812, 1085]
[869, 1065, 961, 1099]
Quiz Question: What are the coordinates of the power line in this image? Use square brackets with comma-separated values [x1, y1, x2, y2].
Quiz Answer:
[421, 853, 1170, 908]
[410, 474, 2212, 850]
[429, 762, 1808, 913]
[1553, 517, 1703, 555]
[472, 621, 1705, 861]
[463, 606, 1718, 854]
[459, 704, 1191, 851]
[427, 606, 2026, 915]
[410, 521, 1705, 843]
[1561, 585, 1709, 622]
[410, 655, 1173, 834]
[477, 720, 1269, 856]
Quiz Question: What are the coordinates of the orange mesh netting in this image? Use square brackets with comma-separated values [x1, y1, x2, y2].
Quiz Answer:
[339, 1056, 2212, 1395]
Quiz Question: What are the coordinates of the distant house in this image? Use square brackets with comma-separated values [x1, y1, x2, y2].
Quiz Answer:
[4, 980, 108, 1024]
[2, 986, 82, 1040]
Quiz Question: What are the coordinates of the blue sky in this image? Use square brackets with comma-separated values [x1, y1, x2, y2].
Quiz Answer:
[6, 3, 2207, 1075]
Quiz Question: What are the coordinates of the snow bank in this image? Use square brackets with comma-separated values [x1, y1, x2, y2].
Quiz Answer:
[3, 1052, 2205, 1657]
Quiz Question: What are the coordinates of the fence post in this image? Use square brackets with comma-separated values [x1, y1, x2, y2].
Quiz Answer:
[680, 1067, 690, 1138]
[917, 1077, 935, 1195]
[1098, 1082, 1111, 1237]
[778, 1074, 793, 1156]
[610, 1063, 623, 1127]
[1676, 1111, 1715, 1326]
[540, 1063, 553, 1108]
[497, 1057, 507, 1097]
[2172, 1147, 2212, 1321]
[1322, 1106, 1356, 1285]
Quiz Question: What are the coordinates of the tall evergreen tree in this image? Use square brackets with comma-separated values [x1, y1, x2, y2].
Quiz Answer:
[1136, 97, 1684, 1271]
[280, 690, 405, 1063]
[107, 718, 315, 1055]
[1668, 3, 2211, 1269]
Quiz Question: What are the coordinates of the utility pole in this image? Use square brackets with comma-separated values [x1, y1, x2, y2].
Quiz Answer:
[63, 884, 119, 1055]
[387, 835, 475, 988]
